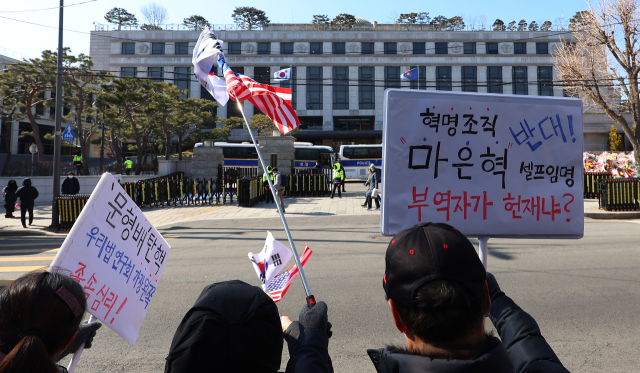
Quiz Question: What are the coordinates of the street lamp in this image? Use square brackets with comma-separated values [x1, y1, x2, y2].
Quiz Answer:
[92, 99, 104, 174]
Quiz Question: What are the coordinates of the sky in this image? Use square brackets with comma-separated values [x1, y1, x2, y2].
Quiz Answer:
[0, 0, 590, 60]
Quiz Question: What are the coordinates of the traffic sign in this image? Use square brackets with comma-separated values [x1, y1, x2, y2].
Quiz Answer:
[62, 123, 75, 142]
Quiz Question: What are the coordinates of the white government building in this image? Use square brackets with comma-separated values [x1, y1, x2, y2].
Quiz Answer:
[0, 19, 627, 157]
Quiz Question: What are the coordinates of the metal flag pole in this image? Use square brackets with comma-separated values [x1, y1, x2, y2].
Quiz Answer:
[232, 96, 316, 307]
[478, 237, 488, 269]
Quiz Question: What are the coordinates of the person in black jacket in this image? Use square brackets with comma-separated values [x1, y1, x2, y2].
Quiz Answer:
[15, 178, 39, 228]
[61, 172, 81, 195]
[2, 180, 18, 218]
[367, 222, 570, 373]
[165, 280, 333, 373]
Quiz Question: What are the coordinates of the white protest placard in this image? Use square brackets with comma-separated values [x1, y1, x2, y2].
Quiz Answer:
[381, 90, 584, 238]
[49, 173, 170, 345]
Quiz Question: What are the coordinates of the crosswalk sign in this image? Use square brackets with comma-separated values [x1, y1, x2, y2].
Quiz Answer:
[62, 123, 75, 142]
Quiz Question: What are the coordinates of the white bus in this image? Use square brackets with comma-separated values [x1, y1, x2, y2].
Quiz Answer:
[338, 144, 383, 180]
[213, 142, 334, 170]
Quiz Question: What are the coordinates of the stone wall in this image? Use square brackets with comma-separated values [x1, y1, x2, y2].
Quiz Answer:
[257, 136, 296, 175]
[158, 159, 192, 176]
[190, 146, 223, 179]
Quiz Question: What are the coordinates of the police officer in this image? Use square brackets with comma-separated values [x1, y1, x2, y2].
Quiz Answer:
[73, 151, 83, 175]
[330, 162, 344, 199]
[262, 165, 274, 203]
[338, 162, 346, 193]
[124, 157, 133, 175]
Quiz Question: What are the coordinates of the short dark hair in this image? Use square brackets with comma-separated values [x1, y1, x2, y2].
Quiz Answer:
[272, 167, 278, 172]
[394, 280, 486, 344]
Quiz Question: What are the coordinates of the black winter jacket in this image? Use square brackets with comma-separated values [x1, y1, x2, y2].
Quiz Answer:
[15, 179, 39, 206]
[62, 177, 80, 195]
[367, 337, 514, 373]
[284, 321, 333, 373]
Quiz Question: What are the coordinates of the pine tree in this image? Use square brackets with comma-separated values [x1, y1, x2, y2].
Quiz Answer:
[608, 125, 625, 151]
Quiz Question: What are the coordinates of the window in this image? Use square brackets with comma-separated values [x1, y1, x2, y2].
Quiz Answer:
[175, 42, 189, 55]
[333, 67, 349, 109]
[333, 116, 375, 131]
[436, 66, 452, 91]
[306, 67, 323, 110]
[174, 67, 191, 98]
[385, 66, 400, 90]
[148, 67, 164, 82]
[461, 67, 477, 92]
[298, 116, 323, 130]
[152, 42, 165, 55]
[410, 66, 427, 90]
[486, 43, 499, 54]
[280, 42, 293, 54]
[310, 43, 323, 54]
[487, 67, 503, 94]
[199, 86, 218, 129]
[384, 42, 397, 55]
[258, 42, 271, 55]
[254, 67, 270, 84]
[359, 67, 375, 109]
[536, 42, 549, 54]
[279, 66, 296, 109]
[122, 43, 135, 55]
[332, 43, 345, 54]
[435, 42, 448, 54]
[228, 42, 242, 55]
[413, 42, 426, 54]
[361, 42, 374, 54]
[464, 42, 476, 54]
[514, 42, 527, 54]
[538, 66, 554, 96]
[121, 67, 137, 77]
[512, 66, 528, 95]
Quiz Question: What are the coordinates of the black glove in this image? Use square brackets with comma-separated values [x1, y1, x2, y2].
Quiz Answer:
[299, 301, 332, 338]
[58, 320, 102, 361]
[486, 272, 504, 302]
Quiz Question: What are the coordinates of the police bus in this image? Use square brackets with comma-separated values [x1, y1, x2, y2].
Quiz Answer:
[338, 144, 383, 180]
[214, 142, 333, 170]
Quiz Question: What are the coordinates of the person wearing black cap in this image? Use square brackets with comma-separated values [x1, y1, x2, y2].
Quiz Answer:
[368, 222, 570, 373]
[165, 280, 333, 373]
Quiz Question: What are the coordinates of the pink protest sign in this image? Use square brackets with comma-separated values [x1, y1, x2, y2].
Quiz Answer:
[381, 90, 584, 238]
[49, 173, 170, 345]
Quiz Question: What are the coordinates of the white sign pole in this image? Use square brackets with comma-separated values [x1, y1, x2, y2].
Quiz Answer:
[478, 237, 488, 269]
[66, 315, 95, 373]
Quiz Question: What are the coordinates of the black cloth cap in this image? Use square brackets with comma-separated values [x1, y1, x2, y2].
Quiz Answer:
[165, 280, 283, 373]
[383, 222, 486, 310]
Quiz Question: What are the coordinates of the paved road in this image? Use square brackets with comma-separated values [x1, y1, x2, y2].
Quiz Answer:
[20, 215, 632, 373]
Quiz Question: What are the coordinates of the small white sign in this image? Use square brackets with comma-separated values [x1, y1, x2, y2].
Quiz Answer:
[381, 90, 584, 238]
[50, 173, 170, 345]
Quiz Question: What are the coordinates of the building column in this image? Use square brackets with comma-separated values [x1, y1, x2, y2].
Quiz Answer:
[374, 66, 384, 130]
[323, 66, 333, 131]
[552, 66, 562, 97]
[452, 66, 462, 92]
[426, 66, 436, 90]
[10, 121, 19, 154]
[297, 66, 306, 113]
[528, 66, 537, 96]
[477, 65, 487, 93]
[502, 66, 513, 95]
[243, 66, 254, 118]
[349, 66, 358, 110]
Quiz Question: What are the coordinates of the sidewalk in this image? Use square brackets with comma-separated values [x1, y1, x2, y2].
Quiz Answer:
[1, 192, 637, 236]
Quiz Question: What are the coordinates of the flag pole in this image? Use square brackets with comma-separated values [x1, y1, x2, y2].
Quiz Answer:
[233, 96, 316, 307]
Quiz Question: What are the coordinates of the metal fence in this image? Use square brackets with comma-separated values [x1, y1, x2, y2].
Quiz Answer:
[584, 172, 612, 199]
[55, 194, 92, 231]
[598, 178, 640, 211]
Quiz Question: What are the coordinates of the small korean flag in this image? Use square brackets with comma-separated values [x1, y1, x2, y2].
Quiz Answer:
[273, 68, 291, 81]
[248, 231, 293, 286]
[401, 67, 418, 80]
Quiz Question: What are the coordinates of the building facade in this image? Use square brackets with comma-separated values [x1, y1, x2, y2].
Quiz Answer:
[87, 21, 620, 150]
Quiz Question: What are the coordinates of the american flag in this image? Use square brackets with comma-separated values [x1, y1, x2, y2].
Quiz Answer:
[266, 246, 312, 302]
[222, 63, 300, 135]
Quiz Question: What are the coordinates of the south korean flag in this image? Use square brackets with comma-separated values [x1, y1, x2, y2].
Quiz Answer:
[273, 68, 291, 81]
[248, 231, 293, 286]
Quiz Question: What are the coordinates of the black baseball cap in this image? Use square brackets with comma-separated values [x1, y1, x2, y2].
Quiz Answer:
[383, 222, 486, 310]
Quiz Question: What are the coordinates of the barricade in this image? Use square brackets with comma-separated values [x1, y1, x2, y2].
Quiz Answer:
[55, 194, 91, 231]
[584, 172, 612, 199]
[238, 177, 264, 207]
[598, 178, 640, 211]
[286, 173, 329, 197]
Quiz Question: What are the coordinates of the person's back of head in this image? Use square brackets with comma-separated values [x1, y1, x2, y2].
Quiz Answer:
[0, 270, 86, 373]
[165, 280, 283, 373]
[383, 222, 489, 349]
[6, 180, 17, 192]
[22, 179, 31, 187]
